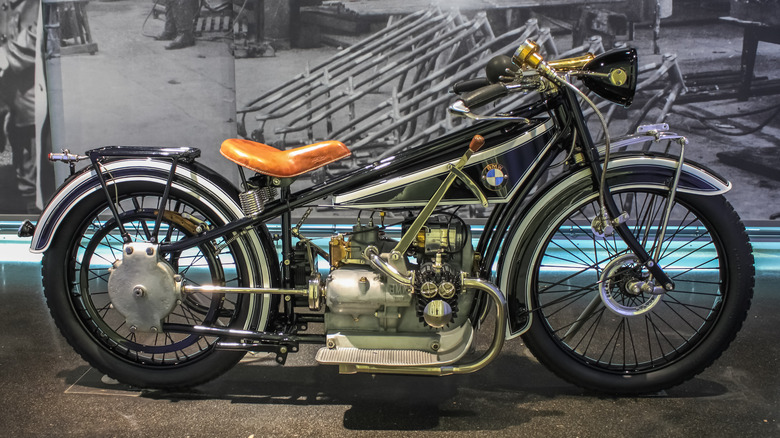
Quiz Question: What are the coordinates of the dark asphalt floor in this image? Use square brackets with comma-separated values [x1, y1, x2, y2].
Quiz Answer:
[0, 236, 778, 438]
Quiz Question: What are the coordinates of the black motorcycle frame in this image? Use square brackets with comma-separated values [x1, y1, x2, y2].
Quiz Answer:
[72, 85, 674, 354]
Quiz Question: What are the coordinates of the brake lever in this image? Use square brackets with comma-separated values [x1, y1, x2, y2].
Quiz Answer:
[448, 100, 531, 123]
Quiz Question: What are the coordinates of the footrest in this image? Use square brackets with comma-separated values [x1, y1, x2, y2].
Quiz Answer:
[315, 347, 439, 366]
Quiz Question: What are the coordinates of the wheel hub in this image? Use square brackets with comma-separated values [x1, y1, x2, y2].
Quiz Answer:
[599, 253, 662, 317]
[107, 242, 182, 333]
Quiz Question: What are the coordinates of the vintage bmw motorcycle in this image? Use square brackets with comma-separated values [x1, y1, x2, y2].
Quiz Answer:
[21, 40, 754, 395]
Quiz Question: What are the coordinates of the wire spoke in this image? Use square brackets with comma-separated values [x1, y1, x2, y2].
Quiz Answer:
[531, 188, 727, 374]
[66, 191, 247, 368]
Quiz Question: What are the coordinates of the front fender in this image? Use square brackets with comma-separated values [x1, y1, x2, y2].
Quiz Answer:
[31, 159, 246, 253]
[600, 153, 731, 196]
[494, 154, 731, 339]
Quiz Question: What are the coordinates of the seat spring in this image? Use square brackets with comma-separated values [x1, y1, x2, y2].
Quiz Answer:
[239, 186, 277, 216]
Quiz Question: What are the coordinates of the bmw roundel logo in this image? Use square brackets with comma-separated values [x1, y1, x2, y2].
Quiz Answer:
[481, 163, 508, 191]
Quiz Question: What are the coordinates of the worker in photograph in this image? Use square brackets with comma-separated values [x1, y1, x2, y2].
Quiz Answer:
[157, 0, 199, 50]
[0, 0, 40, 213]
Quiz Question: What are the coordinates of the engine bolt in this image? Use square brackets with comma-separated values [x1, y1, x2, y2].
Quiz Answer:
[133, 286, 146, 297]
[150, 326, 158, 333]
[431, 341, 440, 351]
[126, 247, 133, 255]
[129, 325, 137, 333]
[279, 347, 288, 354]
[326, 339, 336, 349]
[146, 247, 154, 256]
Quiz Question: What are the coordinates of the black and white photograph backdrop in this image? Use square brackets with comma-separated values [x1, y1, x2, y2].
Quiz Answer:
[0, 0, 55, 214]
[1, 0, 778, 219]
[39, 0, 239, 189]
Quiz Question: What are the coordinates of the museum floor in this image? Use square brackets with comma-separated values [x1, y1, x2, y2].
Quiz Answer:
[0, 223, 778, 437]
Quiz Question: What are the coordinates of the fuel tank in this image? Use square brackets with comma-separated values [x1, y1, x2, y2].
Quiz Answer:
[333, 117, 556, 209]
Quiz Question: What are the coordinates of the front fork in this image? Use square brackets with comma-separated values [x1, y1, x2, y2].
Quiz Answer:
[565, 88, 676, 291]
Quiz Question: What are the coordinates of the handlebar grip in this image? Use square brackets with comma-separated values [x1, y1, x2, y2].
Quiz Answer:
[460, 83, 508, 109]
[452, 78, 491, 94]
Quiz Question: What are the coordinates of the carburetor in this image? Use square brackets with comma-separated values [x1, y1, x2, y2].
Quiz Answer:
[329, 219, 396, 268]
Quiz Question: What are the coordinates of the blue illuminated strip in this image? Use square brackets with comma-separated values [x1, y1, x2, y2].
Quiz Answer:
[3, 222, 779, 272]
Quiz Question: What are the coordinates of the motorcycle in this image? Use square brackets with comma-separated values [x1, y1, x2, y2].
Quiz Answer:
[20, 40, 754, 395]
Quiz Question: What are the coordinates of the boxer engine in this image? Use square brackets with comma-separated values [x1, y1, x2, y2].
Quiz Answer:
[315, 214, 477, 362]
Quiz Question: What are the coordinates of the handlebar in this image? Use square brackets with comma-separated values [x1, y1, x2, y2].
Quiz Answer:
[451, 78, 491, 94]
[449, 39, 595, 118]
[460, 83, 508, 109]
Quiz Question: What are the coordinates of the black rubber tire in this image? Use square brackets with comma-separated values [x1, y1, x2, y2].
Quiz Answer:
[516, 180, 754, 394]
[42, 180, 269, 389]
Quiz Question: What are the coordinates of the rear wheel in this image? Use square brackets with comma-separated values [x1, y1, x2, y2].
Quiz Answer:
[43, 181, 272, 389]
[516, 180, 754, 394]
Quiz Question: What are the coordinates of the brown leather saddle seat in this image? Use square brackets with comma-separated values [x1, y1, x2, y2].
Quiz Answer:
[220, 138, 351, 178]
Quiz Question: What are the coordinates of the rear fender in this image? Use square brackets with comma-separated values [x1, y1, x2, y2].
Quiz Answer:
[31, 159, 270, 256]
[32, 158, 279, 332]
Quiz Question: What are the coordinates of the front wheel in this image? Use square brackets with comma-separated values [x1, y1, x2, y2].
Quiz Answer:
[43, 180, 274, 389]
[515, 179, 754, 394]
